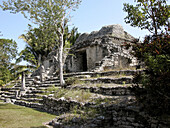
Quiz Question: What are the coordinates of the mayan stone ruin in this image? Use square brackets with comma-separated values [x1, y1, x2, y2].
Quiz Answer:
[39, 24, 138, 77]
[65, 24, 137, 72]
[1, 24, 169, 128]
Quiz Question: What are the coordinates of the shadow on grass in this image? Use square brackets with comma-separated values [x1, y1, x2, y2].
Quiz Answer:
[0, 103, 27, 109]
[30, 126, 47, 128]
[33, 107, 57, 116]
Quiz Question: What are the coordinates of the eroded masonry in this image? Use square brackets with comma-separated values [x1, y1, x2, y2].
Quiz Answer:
[65, 24, 137, 72]
[36, 24, 138, 76]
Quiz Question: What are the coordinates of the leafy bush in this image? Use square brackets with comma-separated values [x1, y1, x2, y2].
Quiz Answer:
[128, 33, 170, 116]
[0, 80, 4, 87]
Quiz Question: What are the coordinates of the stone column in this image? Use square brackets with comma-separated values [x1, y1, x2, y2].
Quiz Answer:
[21, 72, 26, 91]
[40, 65, 45, 82]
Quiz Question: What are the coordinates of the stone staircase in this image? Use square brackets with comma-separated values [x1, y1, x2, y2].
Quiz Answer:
[1, 69, 166, 128]
[0, 70, 168, 128]
[0, 69, 138, 107]
[93, 44, 138, 72]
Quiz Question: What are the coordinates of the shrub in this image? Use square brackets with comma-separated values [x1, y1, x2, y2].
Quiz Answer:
[128, 33, 170, 116]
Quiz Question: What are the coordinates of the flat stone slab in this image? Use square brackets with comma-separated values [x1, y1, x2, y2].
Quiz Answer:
[68, 84, 133, 96]
[64, 70, 142, 77]
[80, 76, 133, 84]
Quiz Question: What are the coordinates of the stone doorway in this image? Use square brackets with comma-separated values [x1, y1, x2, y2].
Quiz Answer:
[80, 51, 87, 71]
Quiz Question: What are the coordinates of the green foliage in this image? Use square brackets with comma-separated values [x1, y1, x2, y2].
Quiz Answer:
[0, 39, 17, 64]
[16, 25, 79, 70]
[0, 39, 18, 86]
[123, 0, 169, 35]
[132, 35, 170, 116]
[47, 85, 59, 92]
[17, 25, 57, 67]
[0, 80, 3, 86]
[124, 0, 170, 116]
[66, 77, 79, 85]
[0, 0, 82, 86]
[66, 77, 86, 85]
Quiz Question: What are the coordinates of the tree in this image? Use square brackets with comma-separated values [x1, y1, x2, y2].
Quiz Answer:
[0, 39, 18, 85]
[0, 39, 17, 65]
[17, 25, 80, 72]
[123, 0, 170, 115]
[0, 0, 82, 86]
[17, 25, 57, 68]
[123, 0, 169, 36]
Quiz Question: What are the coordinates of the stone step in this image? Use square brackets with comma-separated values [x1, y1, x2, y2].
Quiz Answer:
[8, 90, 18, 93]
[26, 90, 46, 94]
[35, 87, 48, 90]
[11, 87, 21, 90]
[1, 87, 12, 91]
[39, 83, 60, 88]
[70, 75, 91, 79]
[45, 81, 60, 84]
[14, 100, 43, 109]
[14, 85, 22, 88]
[0, 97, 5, 100]
[25, 78, 34, 81]
[47, 77, 59, 81]
[2, 94, 15, 99]
[22, 94, 44, 98]
[64, 72, 94, 78]
[80, 76, 133, 84]
[64, 70, 142, 78]
[3, 91, 15, 95]
[20, 97, 43, 102]
[67, 84, 134, 96]
[0, 91, 4, 95]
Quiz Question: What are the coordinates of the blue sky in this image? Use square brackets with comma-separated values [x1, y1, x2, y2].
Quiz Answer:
[0, 0, 151, 54]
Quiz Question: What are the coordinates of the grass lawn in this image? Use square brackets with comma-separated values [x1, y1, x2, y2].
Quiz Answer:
[0, 101, 56, 128]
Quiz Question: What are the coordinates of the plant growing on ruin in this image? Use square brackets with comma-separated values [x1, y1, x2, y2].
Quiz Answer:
[0, 0, 82, 87]
[54, 88, 92, 103]
[17, 25, 80, 70]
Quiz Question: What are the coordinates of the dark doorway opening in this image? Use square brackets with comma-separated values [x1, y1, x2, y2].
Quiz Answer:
[79, 51, 87, 71]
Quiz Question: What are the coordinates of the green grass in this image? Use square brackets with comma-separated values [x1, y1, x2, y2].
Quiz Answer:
[54, 88, 92, 102]
[57, 106, 99, 125]
[0, 103, 56, 128]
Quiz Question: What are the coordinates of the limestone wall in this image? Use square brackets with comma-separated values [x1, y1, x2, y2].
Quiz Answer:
[36, 96, 169, 128]
[65, 24, 138, 72]
[86, 45, 107, 71]
[33, 24, 138, 74]
[13, 92, 169, 128]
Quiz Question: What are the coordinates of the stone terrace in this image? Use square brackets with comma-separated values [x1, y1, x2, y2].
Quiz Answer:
[0, 69, 169, 128]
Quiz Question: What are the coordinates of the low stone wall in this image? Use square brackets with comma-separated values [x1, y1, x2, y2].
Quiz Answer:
[14, 96, 93, 115]
[14, 95, 170, 128]
[41, 96, 89, 115]
[51, 103, 170, 128]
[82, 77, 133, 84]
[1, 87, 11, 91]
[68, 85, 133, 96]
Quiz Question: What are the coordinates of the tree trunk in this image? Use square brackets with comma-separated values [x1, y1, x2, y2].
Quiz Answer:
[151, 2, 158, 36]
[58, 34, 65, 87]
[38, 54, 41, 66]
[21, 72, 26, 91]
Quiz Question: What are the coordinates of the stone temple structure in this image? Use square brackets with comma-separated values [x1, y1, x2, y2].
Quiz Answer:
[34, 24, 137, 76]
[65, 24, 137, 72]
